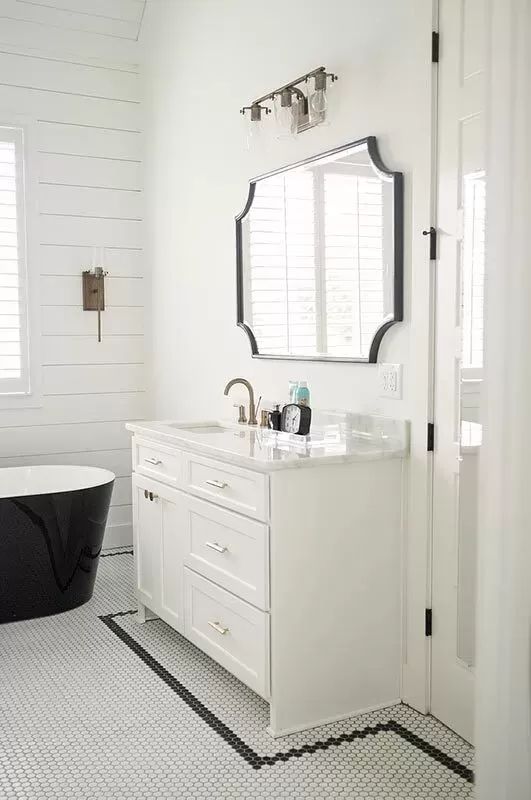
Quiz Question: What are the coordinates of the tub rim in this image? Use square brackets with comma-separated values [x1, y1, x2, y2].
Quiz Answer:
[0, 465, 115, 499]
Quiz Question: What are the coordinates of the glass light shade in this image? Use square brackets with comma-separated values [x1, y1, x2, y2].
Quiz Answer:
[278, 105, 293, 129]
[274, 95, 293, 139]
[310, 88, 327, 114]
[244, 114, 259, 151]
[290, 98, 300, 135]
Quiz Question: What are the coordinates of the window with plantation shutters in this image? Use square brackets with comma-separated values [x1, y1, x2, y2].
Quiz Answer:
[0, 126, 30, 396]
[242, 152, 392, 360]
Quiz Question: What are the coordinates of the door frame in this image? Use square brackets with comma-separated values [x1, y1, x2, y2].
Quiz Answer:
[400, 0, 439, 716]
[399, 3, 528, 792]
[474, 0, 531, 795]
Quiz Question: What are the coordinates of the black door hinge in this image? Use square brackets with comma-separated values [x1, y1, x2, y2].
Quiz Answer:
[427, 422, 435, 452]
[425, 608, 433, 637]
[432, 31, 440, 63]
[422, 226, 437, 260]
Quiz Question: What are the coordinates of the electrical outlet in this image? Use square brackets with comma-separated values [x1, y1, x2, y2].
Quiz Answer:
[378, 363, 402, 399]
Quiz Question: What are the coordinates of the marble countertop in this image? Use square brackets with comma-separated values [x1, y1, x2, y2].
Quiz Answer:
[126, 412, 409, 472]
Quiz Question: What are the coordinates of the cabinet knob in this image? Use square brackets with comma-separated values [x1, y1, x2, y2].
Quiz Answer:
[144, 457, 162, 466]
[205, 541, 228, 554]
[149, 491, 158, 501]
[208, 620, 229, 636]
[144, 489, 149, 499]
[205, 479, 228, 490]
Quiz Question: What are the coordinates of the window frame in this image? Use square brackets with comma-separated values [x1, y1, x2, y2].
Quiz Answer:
[0, 115, 41, 409]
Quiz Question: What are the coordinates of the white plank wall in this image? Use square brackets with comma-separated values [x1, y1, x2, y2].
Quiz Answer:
[0, 1, 146, 546]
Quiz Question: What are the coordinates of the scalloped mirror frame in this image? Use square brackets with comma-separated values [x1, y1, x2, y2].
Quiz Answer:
[235, 136, 404, 363]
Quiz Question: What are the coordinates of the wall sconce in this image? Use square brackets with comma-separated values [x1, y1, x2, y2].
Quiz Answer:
[240, 66, 338, 139]
[82, 247, 108, 342]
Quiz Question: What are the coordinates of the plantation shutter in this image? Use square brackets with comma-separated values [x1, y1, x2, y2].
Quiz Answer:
[0, 126, 30, 395]
[246, 164, 386, 357]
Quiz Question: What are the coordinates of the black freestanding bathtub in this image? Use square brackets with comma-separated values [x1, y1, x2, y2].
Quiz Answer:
[0, 466, 114, 624]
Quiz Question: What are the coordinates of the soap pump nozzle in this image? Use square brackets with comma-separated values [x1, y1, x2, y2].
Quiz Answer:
[270, 404, 282, 431]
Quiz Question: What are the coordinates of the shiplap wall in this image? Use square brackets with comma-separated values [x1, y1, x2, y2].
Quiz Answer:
[0, 0, 146, 546]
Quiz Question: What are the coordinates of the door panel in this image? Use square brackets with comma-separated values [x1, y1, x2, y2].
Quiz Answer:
[431, 0, 486, 744]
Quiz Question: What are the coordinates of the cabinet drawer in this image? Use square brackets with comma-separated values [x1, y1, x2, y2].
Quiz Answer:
[182, 452, 269, 521]
[184, 569, 269, 699]
[134, 437, 181, 488]
[183, 495, 269, 610]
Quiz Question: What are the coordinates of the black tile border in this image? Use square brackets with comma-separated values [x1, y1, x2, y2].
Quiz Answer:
[100, 549, 133, 558]
[100, 607, 474, 782]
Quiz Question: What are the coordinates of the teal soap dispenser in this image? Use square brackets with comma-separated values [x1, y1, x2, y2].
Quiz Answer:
[295, 381, 310, 407]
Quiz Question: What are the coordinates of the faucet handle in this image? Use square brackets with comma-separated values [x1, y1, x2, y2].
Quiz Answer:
[233, 403, 247, 424]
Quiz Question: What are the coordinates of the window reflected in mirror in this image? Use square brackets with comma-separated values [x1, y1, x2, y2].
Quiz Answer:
[236, 138, 403, 362]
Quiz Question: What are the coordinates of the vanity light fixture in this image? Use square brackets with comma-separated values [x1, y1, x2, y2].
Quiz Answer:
[240, 66, 338, 136]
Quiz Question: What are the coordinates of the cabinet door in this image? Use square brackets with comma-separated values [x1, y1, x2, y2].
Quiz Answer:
[133, 474, 185, 632]
[132, 477, 162, 612]
[160, 492, 185, 633]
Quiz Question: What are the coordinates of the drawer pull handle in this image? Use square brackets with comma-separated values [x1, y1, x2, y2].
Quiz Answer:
[205, 479, 228, 490]
[144, 457, 162, 466]
[205, 541, 228, 554]
[208, 620, 229, 636]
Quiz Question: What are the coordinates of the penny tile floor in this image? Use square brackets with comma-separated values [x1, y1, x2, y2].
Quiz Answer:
[0, 549, 474, 799]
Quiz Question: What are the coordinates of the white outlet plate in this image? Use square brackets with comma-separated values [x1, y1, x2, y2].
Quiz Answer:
[378, 363, 402, 399]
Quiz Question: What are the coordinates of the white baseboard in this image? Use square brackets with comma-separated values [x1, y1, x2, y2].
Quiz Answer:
[104, 523, 132, 549]
[266, 698, 402, 739]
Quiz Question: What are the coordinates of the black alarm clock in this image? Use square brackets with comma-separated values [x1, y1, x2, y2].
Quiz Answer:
[280, 403, 312, 436]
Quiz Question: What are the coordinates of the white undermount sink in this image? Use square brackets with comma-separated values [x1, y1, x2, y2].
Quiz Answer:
[166, 421, 234, 435]
[164, 420, 326, 450]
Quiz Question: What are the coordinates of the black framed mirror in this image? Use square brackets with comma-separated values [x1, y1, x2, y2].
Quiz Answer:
[235, 137, 403, 363]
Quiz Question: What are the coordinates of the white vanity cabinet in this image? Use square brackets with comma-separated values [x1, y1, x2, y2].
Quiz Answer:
[128, 419, 407, 737]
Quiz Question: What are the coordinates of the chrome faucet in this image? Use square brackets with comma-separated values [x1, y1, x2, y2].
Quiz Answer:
[224, 378, 258, 426]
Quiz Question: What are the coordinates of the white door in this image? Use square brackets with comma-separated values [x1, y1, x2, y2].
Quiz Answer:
[431, 0, 486, 744]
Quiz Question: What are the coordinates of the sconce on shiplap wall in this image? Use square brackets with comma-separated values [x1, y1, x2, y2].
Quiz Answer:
[240, 66, 338, 145]
[82, 247, 108, 343]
